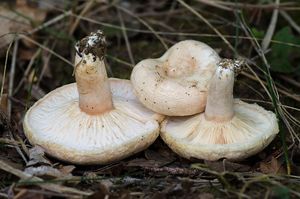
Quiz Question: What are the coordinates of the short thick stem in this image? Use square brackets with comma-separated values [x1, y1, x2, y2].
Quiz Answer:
[74, 31, 113, 115]
[75, 54, 113, 115]
[204, 59, 235, 122]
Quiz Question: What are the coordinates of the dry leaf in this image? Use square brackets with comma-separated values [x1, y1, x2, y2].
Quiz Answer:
[259, 157, 286, 174]
[26, 146, 51, 166]
[58, 165, 76, 175]
[24, 165, 73, 178]
[0, 2, 46, 51]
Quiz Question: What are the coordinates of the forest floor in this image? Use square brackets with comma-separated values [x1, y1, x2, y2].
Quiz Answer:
[0, 0, 300, 198]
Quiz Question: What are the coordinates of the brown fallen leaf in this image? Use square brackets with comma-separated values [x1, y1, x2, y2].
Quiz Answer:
[58, 165, 76, 175]
[259, 156, 286, 174]
[0, 1, 46, 52]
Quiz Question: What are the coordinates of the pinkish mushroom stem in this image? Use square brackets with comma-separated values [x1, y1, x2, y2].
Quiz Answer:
[204, 59, 243, 122]
[74, 30, 113, 115]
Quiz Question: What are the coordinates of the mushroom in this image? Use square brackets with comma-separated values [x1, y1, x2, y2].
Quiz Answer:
[131, 40, 220, 116]
[160, 59, 279, 161]
[23, 30, 164, 165]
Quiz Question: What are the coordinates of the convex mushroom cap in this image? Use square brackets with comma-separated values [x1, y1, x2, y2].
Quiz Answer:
[23, 30, 164, 165]
[161, 59, 279, 161]
[131, 40, 220, 116]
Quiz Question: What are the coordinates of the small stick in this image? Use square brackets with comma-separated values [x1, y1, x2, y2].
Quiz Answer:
[8, 38, 18, 120]
[261, 0, 279, 51]
[143, 166, 201, 176]
[117, 8, 135, 66]
[280, 10, 300, 34]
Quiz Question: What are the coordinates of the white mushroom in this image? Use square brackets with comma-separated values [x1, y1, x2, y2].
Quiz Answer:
[161, 59, 279, 161]
[131, 40, 220, 116]
[23, 30, 164, 165]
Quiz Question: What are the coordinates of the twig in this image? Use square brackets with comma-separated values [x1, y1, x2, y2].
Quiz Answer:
[0, 193, 8, 198]
[144, 166, 201, 176]
[0, 159, 92, 196]
[240, 98, 300, 111]
[117, 8, 135, 66]
[216, 1, 299, 10]
[5, 37, 28, 164]
[196, 0, 233, 11]
[241, 71, 300, 102]
[262, 0, 279, 52]
[13, 48, 42, 95]
[37, 41, 55, 86]
[21, 35, 73, 66]
[0, 138, 20, 145]
[69, 0, 95, 35]
[64, 14, 300, 49]
[27, 11, 72, 36]
[0, 42, 13, 106]
[0, 159, 31, 179]
[8, 37, 18, 120]
[116, 5, 168, 50]
[278, 74, 300, 88]
[280, 10, 300, 34]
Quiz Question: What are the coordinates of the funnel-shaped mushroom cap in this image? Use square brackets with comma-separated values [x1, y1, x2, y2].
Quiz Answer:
[23, 31, 164, 165]
[131, 40, 220, 116]
[161, 59, 279, 160]
[24, 79, 163, 164]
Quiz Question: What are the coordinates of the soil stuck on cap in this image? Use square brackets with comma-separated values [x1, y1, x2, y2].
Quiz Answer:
[218, 58, 245, 75]
[75, 30, 107, 61]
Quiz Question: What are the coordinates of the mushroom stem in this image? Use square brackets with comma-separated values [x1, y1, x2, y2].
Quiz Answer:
[74, 30, 113, 115]
[204, 59, 242, 122]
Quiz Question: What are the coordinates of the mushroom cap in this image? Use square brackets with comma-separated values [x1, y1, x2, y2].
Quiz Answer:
[131, 40, 220, 116]
[160, 99, 279, 161]
[24, 78, 164, 165]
